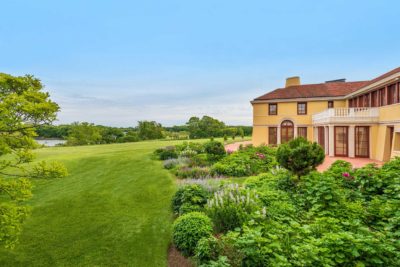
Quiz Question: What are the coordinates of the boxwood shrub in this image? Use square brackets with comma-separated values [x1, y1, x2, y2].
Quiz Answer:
[172, 212, 213, 256]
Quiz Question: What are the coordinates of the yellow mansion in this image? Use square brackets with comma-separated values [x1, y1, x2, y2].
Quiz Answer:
[251, 67, 400, 162]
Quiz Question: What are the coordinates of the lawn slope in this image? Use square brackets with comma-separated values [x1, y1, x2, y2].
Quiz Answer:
[0, 141, 182, 267]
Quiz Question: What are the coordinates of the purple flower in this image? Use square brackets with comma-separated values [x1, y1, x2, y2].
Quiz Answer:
[342, 172, 350, 177]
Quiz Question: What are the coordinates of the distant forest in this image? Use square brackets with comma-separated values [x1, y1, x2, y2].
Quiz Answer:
[35, 116, 252, 146]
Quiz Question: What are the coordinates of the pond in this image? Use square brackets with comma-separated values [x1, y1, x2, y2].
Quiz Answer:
[35, 139, 67, 147]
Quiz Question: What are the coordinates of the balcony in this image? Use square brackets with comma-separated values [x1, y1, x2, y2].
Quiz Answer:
[312, 107, 379, 124]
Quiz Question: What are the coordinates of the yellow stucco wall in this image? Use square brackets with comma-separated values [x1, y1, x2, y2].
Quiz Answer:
[252, 99, 399, 162]
[374, 104, 400, 161]
[378, 103, 400, 122]
[252, 100, 346, 145]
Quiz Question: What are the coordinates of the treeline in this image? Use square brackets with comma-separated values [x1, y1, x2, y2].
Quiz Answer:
[35, 116, 252, 146]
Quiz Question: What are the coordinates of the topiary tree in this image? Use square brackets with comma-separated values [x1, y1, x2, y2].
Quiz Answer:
[173, 212, 213, 256]
[276, 137, 324, 179]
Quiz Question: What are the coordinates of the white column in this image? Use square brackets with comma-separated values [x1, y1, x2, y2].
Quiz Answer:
[313, 127, 318, 142]
[324, 126, 329, 155]
[349, 125, 355, 158]
[294, 126, 298, 138]
[328, 125, 334, 157]
[277, 127, 281, 144]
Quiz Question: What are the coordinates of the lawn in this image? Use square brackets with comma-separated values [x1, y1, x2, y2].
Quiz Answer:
[0, 140, 186, 267]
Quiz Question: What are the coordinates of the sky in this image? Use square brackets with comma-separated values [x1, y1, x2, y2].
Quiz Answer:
[1, 0, 400, 127]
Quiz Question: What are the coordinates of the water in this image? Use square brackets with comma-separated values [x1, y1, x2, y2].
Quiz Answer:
[35, 139, 67, 147]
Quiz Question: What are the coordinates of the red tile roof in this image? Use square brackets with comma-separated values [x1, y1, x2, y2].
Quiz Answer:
[254, 81, 369, 101]
[253, 67, 400, 101]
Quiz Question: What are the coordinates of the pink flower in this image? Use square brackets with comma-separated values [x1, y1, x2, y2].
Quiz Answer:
[256, 152, 265, 159]
[342, 172, 350, 177]
[227, 149, 234, 154]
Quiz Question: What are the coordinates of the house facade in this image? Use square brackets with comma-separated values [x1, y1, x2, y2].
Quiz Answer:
[251, 67, 400, 162]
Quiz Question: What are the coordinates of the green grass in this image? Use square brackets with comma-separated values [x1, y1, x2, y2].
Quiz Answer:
[0, 140, 186, 267]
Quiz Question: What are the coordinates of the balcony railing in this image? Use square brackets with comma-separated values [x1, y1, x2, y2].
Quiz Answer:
[312, 107, 379, 124]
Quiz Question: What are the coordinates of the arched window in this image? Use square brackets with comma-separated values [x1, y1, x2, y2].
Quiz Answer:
[281, 120, 294, 143]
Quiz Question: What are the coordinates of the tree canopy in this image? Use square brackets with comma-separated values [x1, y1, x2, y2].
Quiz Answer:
[0, 73, 67, 248]
[186, 116, 226, 139]
[137, 121, 164, 140]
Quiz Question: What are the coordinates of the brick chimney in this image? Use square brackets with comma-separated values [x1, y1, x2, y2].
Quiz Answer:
[285, 76, 300, 87]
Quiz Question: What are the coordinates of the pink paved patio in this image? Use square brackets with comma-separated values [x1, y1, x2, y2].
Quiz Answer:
[316, 156, 383, 172]
[225, 141, 384, 172]
[224, 141, 252, 152]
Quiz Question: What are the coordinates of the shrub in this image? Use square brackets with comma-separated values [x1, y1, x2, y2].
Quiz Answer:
[324, 160, 355, 189]
[276, 137, 324, 178]
[204, 141, 226, 162]
[163, 158, 180, 169]
[172, 184, 209, 215]
[154, 146, 178, 160]
[163, 157, 190, 170]
[119, 134, 140, 142]
[297, 172, 343, 214]
[199, 256, 231, 267]
[173, 212, 213, 256]
[211, 145, 277, 177]
[195, 235, 221, 264]
[206, 184, 262, 233]
[180, 149, 198, 158]
[175, 166, 212, 179]
[353, 164, 383, 195]
[190, 153, 210, 167]
[175, 142, 205, 154]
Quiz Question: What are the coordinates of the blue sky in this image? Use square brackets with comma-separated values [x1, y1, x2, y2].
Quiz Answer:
[1, 0, 399, 126]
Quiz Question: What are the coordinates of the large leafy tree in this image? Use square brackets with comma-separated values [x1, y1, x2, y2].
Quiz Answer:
[137, 121, 164, 140]
[66, 122, 102, 146]
[186, 116, 226, 139]
[0, 73, 67, 248]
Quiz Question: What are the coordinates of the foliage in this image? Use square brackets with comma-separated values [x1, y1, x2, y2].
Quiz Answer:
[118, 131, 140, 142]
[199, 256, 231, 267]
[276, 137, 325, 178]
[0, 72, 67, 248]
[137, 120, 164, 140]
[206, 184, 262, 233]
[172, 184, 209, 215]
[66, 122, 102, 146]
[175, 166, 212, 179]
[186, 116, 226, 139]
[35, 124, 71, 138]
[204, 158, 400, 266]
[195, 235, 222, 264]
[173, 212, 213, 256]
[175, 141, 206, 154]
[212, 145, 277, 177]
[204, 141, 226, 162]
[154, 146, 178, 160]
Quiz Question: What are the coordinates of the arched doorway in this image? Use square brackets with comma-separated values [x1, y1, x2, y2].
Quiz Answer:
[281, 120, 294, 143]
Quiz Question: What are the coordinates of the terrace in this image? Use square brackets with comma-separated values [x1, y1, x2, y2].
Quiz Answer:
[312, 107, 379, 125]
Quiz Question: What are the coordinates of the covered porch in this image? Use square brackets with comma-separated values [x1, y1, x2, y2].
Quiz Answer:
[312, 107, 379, 159]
